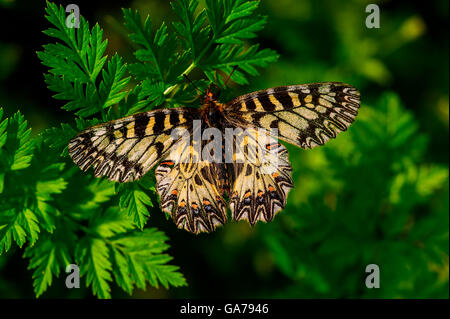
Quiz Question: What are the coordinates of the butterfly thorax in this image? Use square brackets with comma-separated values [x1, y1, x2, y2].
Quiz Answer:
[201, 91, 225, 128]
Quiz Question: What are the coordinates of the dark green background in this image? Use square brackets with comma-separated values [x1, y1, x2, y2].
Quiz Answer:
[0, 0, 448, 298]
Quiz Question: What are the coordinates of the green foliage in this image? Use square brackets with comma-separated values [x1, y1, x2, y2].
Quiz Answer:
[122, 0, 277, 112]
[24, 225, 73, 297]
[0, 110, 34, 172]
[116, 176, 155, 230]
[261, 93, 448, 298]
[0, 110, 38, 254]
[39, 2, 130, 118]
[0, 0, 277, 298]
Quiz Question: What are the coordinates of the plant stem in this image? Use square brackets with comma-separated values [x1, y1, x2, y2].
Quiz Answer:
[162, 62, 196, 96]
[162, 37, 216, 97]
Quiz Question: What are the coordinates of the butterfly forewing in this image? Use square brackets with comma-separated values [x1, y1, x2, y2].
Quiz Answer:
[224, 82, 360, 149]
[68, 108, 197, 182]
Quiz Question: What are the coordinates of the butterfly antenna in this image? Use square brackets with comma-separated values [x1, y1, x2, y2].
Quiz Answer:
[183, 74, 203, 96]
[222, 65, 238, 88]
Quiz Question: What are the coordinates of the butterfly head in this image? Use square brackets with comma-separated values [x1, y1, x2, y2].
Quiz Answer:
[205, 84, 220, 102]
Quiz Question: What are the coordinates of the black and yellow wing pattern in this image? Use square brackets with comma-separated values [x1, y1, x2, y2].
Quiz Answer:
[224, 82, 360, 149]
[224, 82, 359, 226]
[68, 108, 197, 182]
[68, 81, 360, 234]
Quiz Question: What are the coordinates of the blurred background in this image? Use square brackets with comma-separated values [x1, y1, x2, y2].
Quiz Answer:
[0, 0, 448, 298]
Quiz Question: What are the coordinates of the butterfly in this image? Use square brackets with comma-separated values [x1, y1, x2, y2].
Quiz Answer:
[68, 81, 360, 234]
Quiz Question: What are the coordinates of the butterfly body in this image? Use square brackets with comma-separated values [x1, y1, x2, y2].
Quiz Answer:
[69, 82, 360, 234]
[200, 85, 226, 128]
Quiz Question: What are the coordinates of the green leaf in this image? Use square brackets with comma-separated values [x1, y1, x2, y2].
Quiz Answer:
[44, 74, 97, 115]
[0, 140, 65, 254]
[390, 163, 449, 204]
[91, 207, 134, 238]
[74, 208, 186, 297]
[0, 208, 40, 255]
[206, 0, 265, 44]
[0, 108, 7, 193]
[25, 144, 68, 233]
[415, 166, 449, 197]
[41, 123, 77, 157]
[117, 176, 154, 230]
[26, 238, 58, 297]
[0, 108, 8, 149]
[0, 172, 4, 194]
[76, 237, 112, 299]
[41, 2, 107, 83]
[110, 228, 187, 293]
[0, 111, 34, 172]
[24, 226, 74, 298]
[98, 54, 131, 109]
[123, 8, 184, 107]
[117, 84, 151, 116]
[172, 0, 209, 60]
[39, 2, 129, 118]
[77, 179, 116, 211]
[201, 44, 279, 84]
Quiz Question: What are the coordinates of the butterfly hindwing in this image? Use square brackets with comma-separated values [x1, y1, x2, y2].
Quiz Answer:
[68, 108, 197, 182]
[224, 82, 360, 149]
[155, 137, 227, 234]
[229, 128, 293, 225]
